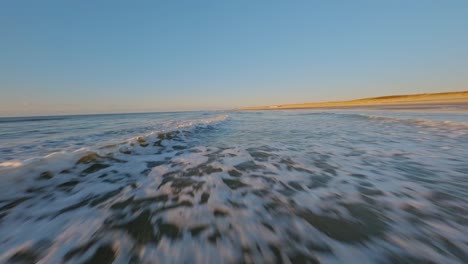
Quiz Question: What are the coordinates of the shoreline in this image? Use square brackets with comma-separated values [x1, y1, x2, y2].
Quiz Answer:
[236, 91, 468, 112]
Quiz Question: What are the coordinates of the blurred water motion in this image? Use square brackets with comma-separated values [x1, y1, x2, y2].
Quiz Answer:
[1, 110, 467, 263]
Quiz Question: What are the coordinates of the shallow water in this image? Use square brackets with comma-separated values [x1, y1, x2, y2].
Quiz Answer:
[0, 110, 467, 263]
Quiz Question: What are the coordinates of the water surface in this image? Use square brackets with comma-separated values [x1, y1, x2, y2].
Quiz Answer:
[1, 110, 467, 263]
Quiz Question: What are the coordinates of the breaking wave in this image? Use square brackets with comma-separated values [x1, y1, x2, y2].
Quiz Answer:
[0, 115, 229, 183]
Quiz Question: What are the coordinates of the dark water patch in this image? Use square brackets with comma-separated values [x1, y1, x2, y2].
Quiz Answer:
[83, 244, 116, 264]
[298, 203, 387, 243]
[223, 178, 248, 190]
[344, 150, 366, 157]
[26, 186, 46, 194]
[307, 174, 331, 189]
[158, 177, 204, 193]
[172, 145, 187, 150]
[279, 157, 296, 166]
[58, 180, 80, 188]
[360, 195, 377, 205]
[415, 236, 450, 258]
[263, 202, 283, 214]
[247, 149, 274, 162]
[110, 194, 169, 210]
[393, 161, 438, 184]
[112, 201, 193, 222]
[282, 159, 314, 173]
[0, 197, 31, 212]
[228, 169, 242, 177]
[383, 254, 437, 264]
[154, 218, 181, 240]
[120, 149, 132, 154]
[140, 168, 151, 176]
[268, 244, 284, 263]
[108, 210, 182, 245]
[7, 250, 39, 264]
[299, 211, 367, 243]
[227, 199, 246, 209]
[55, 189, 121, 216]
[286, 228, 301, 242]
[77, 153, 125, 166]
[288, 165, 313, 174]
[103, 178, 124, 184]
[7, 240, 51, 264]
[184, 164, 222, 177]
[287, 251, 319, 264]
[153, 140, 163, 147]
[250, 174, 277, 185]
[54, 200, 88, 217]
[306, 240, 332, 253]
[146, 161, 167, 168]
[350, 173, 367, 179]
[63, 239, 98, 261]
[200, 192, 210, 204]
[234, 161, 264, 172]
[110, 210, 157, 244]
[89, 189, 122, 207]
[81, 164, 109, 176]
[288, 181, 304, 191]
[358, 181, 374, 187]
[189, 148, 203, 153]
[438, 235, 468, 262]
[278, 182, 296, 196]
[427, 190, 458, 202]
[37, 171, 54, 180]
[357, 186, 384, 196]
[172, 150, 183, 156]
[261, 222, 275, 232]
[207, 230, 221, 244]
[190, 225, 208, 237]
[313, 161, 337, 176]
[213, 209, 229, 217]
[345, 202, 387, 236]
[57, 180, 80, 192]
[252, 189, 270, 198]
[43, 131, 59, 135]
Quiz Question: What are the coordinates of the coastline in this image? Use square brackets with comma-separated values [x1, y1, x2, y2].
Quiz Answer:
[236, 91, 468, 112]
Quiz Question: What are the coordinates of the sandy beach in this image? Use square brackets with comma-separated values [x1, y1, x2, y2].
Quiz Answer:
[237, 91, 468, 112]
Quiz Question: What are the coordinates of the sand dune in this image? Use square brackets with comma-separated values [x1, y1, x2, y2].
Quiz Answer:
[236, 91, 468, 111]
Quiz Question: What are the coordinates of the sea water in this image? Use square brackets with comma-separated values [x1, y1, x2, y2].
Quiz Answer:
[0, 110, 467, 263]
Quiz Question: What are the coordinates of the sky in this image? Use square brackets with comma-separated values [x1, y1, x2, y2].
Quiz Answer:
[1, 0, 468, 116]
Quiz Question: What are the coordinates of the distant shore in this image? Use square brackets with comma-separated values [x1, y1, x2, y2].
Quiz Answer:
[235, 91, 468, 112]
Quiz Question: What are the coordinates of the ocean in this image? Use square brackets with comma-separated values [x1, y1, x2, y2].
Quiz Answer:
[0, 110, 467, 263]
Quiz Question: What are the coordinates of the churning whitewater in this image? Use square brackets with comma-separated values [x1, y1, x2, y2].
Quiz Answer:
[0, 111, 467, 263]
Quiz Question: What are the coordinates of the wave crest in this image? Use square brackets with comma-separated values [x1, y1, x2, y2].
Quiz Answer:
[0, 115, 229, 179]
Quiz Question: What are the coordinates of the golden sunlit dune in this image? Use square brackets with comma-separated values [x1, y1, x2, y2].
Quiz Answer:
[236, 91, 468, 111]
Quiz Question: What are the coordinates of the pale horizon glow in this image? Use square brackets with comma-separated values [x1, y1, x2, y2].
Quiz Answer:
[1, 1, 468, 117]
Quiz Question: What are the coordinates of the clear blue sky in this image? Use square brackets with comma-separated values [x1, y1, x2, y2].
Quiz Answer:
[1, 0, 468, 116]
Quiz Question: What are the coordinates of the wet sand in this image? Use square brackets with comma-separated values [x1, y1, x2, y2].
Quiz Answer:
[236, 91, 468, 112]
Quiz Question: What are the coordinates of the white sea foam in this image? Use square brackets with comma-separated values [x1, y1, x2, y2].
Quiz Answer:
[0, 111, 467, 263]
[363, 114, 468, 130]
[0, 161, 21, 168]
